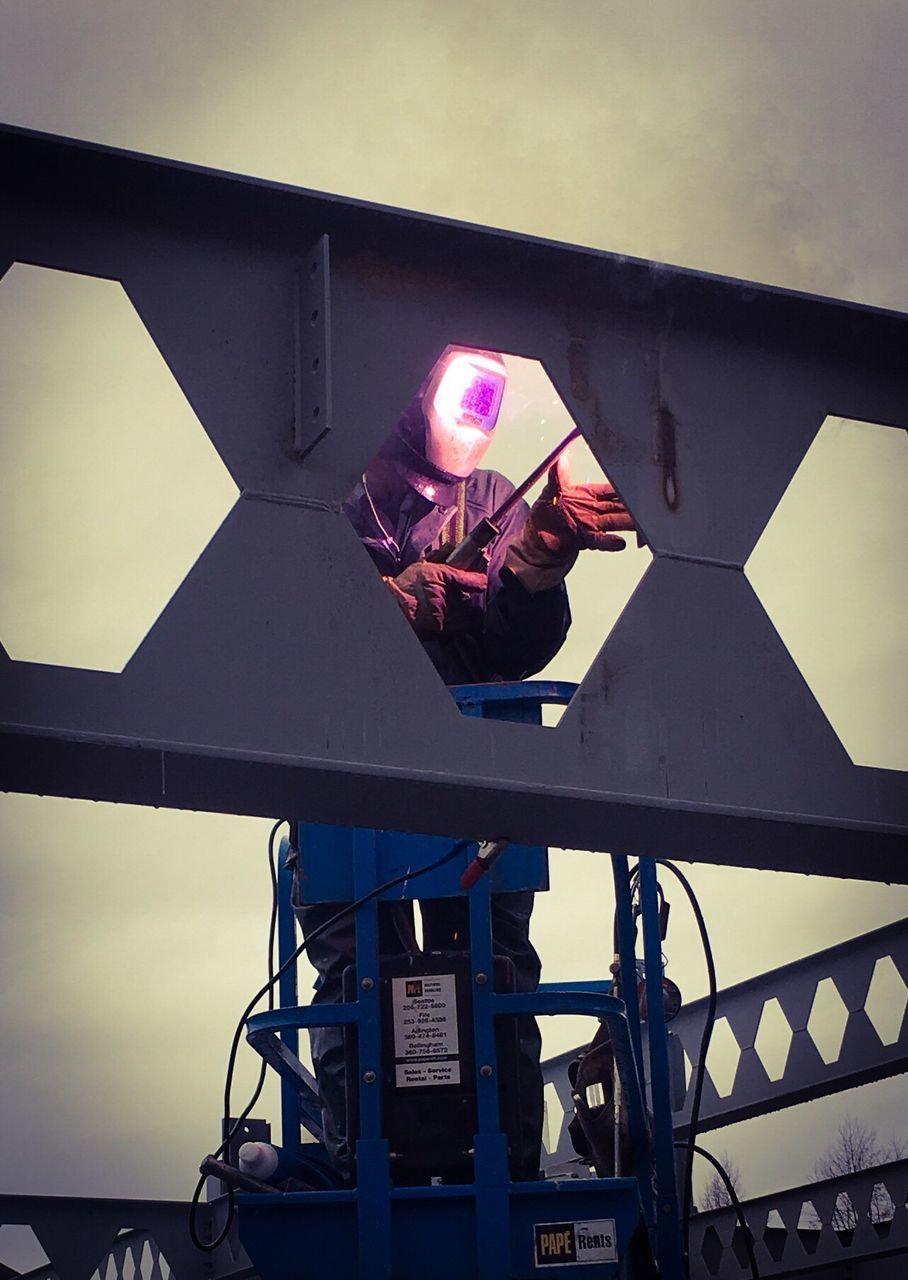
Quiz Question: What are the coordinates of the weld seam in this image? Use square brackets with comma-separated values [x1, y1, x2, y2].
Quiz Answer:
[242, 489, 340, 513]
[655, 551, 744, 571]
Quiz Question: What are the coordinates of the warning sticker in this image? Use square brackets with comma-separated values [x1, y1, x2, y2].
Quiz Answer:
[533, 1219, 618, 1267]
[392, 973, 459, 1061]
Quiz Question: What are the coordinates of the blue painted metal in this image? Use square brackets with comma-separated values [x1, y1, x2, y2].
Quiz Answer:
[452, 680, 577, 718]
[240, 682, 681, 1277]
[238, 1180, 646, 1279]
[638, 859, 684, 1273]
[467, 874, 513, 1279]
[5, 1153, 907, 1280]
[350, 825, 393, 1278]
[296, 822, 550, 902]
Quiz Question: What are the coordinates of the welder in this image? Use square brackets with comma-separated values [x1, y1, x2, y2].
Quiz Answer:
[295, 347, 635, 1182]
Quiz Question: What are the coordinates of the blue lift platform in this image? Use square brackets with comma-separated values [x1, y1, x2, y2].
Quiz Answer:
[237, 683, 683, 1279]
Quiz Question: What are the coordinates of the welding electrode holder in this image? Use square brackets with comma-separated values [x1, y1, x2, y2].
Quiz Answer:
[460, 839, 511, 889]
[445, 518, 501, 571]
[446, 426, 583, 571]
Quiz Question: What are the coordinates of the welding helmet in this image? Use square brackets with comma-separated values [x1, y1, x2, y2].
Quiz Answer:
[419, 348, 507, 479]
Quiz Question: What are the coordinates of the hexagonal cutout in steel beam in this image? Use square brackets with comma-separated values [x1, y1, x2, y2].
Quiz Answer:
[343, 347, 650, 720]
[869, 1182, 896, 1230]
[542, 1080, 565, 1155]
[0, 1226, 51, 1275]
[863, 954, 907, 1046]
[753, 996, 793, 1082]
[0, 263, 239, 672]
[705, 1016, 741, 1098]
[806, 976, 850, 1065]
[746, 415, 907, 772]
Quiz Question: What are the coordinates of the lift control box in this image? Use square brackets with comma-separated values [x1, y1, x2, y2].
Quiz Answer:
[344, 950, 523, 1183]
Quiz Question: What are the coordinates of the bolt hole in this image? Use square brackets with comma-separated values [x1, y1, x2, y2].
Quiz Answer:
[310, 309, 319, 325]
[309, 260, 318, 276]
[311, 356, 320, 373]
[312, 405, 320, 420]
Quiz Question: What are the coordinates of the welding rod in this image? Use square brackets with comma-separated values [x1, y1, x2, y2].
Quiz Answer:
[446, 426, 581, 570]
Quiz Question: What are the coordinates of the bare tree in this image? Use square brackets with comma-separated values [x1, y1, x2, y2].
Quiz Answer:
[698, 1151, 744, 1211]
[809, 1114, 906, 1232]
[812, 1114, 906, 1181]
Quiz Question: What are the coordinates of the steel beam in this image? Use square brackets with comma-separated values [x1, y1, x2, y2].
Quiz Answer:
[0, 1193, 239, 1280]
[1, 124, 906, 880]
[542, 919, 908, 1167]
[688, 1157, 908, 1278]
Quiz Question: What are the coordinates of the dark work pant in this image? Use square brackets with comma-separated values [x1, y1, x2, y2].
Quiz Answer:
[297, 892, 543, 1181]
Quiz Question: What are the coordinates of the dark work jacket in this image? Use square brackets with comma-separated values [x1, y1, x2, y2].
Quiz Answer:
[344, 467, 571, 685]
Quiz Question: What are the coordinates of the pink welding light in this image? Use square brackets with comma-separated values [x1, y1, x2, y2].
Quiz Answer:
[431, 352, 506, 435]
[556, 435, 609, 487]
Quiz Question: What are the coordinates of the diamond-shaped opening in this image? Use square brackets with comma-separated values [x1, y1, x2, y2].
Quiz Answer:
[543, 1079, 565, 1154]
[796, 1200, 822, 1252]
[730, 1225, 756, 1270]
[807, 977, 850, 1064]
[682, 1044, 694, 1092]
[343, 347, 650, 722]
[746, 414, 908, 772]
[705, 1016, 741, 1098]
[869, 1181, 896, 1233]
[832, 1191, 857, 1244]
[753, 997, 793, 1082]
[0, 1224, 51, 1272]
[699, 1224, 724, 1276]
[139, 1238, 157, 1280]
[864, 954, 908, 1045]
[763, 1209, 788, 1262]
[0, 262, 239, 672]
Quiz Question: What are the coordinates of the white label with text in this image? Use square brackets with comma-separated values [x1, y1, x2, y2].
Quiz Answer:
[533, 1219, 618, 1267]
[392, 973, 459, 1062]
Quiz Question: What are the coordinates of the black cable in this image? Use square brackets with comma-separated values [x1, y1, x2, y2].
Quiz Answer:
[190, 828, 472, 1253]
[189, 817, 284, 1252]
[611, 859, 640, 977]
[674, 1142, 760, 1280]
[657, 860, 717, 1278]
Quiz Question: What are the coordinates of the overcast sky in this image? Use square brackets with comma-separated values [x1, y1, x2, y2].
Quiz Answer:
[1, 2, 906, 1268]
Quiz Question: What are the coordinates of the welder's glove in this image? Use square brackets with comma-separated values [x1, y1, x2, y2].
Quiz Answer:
[505, 470, 636, 593]
[386, 560, 487, 638]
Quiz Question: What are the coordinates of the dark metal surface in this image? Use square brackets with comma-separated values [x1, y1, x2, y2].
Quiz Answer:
[688, 1157, 908, 1278]
[4, 1168, 903, 1280]
[1, 123, 906, 879]
[294, 234, 332, 458]
[670, 917, 908, 1136]
[0, 1193, 256, 1279]
[543, 918, 908, 1167]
